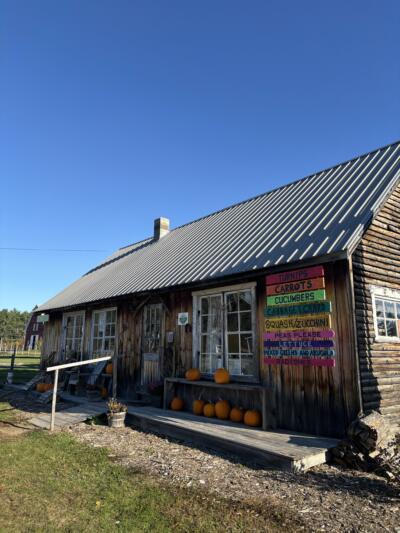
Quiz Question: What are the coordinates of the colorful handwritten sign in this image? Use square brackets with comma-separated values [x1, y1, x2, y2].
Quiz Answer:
[266, 289, 326, 306]
[266, 277, 325, 296]
[265, 314, 331, 330]
[263, 357, 335, 367]
[264, 301, 331, 317]
[263, 265, 336, 367]
[264, 329, 335, 340]
[264, 348, 335, 358]
[264, 339, 334, 348]
[266, 265, 324, 285]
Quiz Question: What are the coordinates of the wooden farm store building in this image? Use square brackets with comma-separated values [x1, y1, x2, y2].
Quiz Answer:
[36, 141, 400, 438]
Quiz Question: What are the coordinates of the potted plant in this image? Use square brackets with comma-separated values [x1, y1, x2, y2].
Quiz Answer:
[107, 398, 127, 428]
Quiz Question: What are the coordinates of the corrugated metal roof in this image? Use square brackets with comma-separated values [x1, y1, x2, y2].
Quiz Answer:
[37, 140, 400, 312]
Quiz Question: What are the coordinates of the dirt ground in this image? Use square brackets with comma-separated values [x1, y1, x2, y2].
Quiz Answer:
[69, 422, 400, 533]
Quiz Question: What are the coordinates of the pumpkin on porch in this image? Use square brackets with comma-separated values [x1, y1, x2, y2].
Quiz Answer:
[192, 399, 205, 415]
[105, 363, 113, 375]
[170, 396, 184, 411]
[214, 368, 230, 384]
[230, 406, 244, 423]
[215, 399, 230, 420]
[185, 368, 201, 381]
[100, 387, 108, 399]
[36, 383, 46, 393]
[244, 409, 262, 427]
[203, 402, 215, 417]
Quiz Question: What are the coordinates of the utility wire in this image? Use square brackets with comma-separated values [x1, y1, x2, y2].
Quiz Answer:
[0, 247, 108, 252]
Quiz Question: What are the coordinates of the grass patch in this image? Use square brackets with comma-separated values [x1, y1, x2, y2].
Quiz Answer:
[0, 431, 286, 532]
[0, 353, 40, 384]
[0, 401, 17, 422]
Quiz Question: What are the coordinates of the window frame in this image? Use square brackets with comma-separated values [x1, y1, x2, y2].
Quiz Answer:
[192, 282, 258, 382]
[371, 285, 400, 343]
[61, 310, 86, 360]
[90, 307, 118, 356]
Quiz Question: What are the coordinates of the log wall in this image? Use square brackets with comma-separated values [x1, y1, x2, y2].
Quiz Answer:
[353, 182, 400, 427]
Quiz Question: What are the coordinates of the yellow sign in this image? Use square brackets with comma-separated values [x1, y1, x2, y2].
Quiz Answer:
[264, 314, 331, 331]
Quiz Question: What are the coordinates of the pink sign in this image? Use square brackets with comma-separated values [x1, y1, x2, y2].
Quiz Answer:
[266, 265, 324, 286]
[264, 329, 335, 341]
[263, 357, 335, 367]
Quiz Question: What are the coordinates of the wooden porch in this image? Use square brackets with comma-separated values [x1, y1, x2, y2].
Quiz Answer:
[127, 405, 340, 471]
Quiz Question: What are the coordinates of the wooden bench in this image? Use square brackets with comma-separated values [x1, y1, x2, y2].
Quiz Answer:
[163, 377, 268, 430]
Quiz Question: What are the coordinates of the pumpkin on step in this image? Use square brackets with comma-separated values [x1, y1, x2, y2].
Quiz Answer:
[230, 406, 244, 423]
[203, 402, 215, 417]
[105, 363, 113, 375]
[185, 368, 201, 381]
[192, 399, 205, 415]
[100, 387, 108, 399]
[36, 383, 46, 393]
[215, 399, 230, 420]
[244, 409, 262, 427]
[214, 368, 230, 384]
[170, 396, 184, 411]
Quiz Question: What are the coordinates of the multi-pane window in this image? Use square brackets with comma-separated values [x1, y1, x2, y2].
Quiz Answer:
[374, 297, 400, 339]
[200, 295, 223, 373]
[225, 291, 254, 376]
[197, 288, 256, 379]
[143, 304, 163, 353]
[63, 312, 84, 359]
[92, 309, 117, 355]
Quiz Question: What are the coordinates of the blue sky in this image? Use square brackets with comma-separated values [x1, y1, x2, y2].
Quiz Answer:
[1, 0, 399, 311]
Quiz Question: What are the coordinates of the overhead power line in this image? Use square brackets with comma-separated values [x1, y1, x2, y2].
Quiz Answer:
[0, 247, 108, 253]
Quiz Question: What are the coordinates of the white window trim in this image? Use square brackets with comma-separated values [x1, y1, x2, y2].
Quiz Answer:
[370, 285, 400, 343]
[61, 310, 86, 360]
[90, 307, 118, 356]
[192, 282, 258, 382]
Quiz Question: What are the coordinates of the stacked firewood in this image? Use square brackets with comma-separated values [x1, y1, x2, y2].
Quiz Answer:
[331, 411, 399, 482]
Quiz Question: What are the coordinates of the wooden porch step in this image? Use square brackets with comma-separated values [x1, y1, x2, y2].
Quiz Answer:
[127, 406, 339, 472]
[29, 400, 107, 430]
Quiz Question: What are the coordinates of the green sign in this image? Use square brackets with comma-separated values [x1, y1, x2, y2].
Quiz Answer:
[264, 301, 332, 318]
[266, 289, 326, 307]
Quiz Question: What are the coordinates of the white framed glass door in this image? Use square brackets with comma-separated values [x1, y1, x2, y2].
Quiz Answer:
[62, 311, 85, 360]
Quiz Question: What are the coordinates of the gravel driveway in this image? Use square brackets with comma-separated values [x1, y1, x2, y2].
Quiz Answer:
[69, 422, 400, 532]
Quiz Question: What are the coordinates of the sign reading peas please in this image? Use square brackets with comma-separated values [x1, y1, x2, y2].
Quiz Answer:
[263, 265, 336, 367]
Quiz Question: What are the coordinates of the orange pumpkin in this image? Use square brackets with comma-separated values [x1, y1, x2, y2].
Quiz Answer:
[203, 402, 216, 417]
[215, 399, 230, 420]
[230, 406, 245, 423]
[36, 383, 46, 393]
[244, 409, 262, 427]
[214, 368, 230, 384]
[105, 363, 113, 375]
[185, 368, 201, 381]
[192, 399, 205, 415]
[100, 387, 108, 399]
[170, 396, 184, 411]
[44, 384, 54, 391]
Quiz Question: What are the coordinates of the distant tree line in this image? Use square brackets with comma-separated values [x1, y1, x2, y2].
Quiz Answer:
[0, 308, 30, 341]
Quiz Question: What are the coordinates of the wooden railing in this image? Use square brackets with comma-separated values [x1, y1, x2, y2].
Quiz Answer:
[47, 356, 112, 431]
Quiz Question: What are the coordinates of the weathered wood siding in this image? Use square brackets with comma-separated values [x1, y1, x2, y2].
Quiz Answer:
[39, 260, 360, 437]
[41, 313, 62, 363]
[261, 261, 360, 437]
[353, 182, 400, 426]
